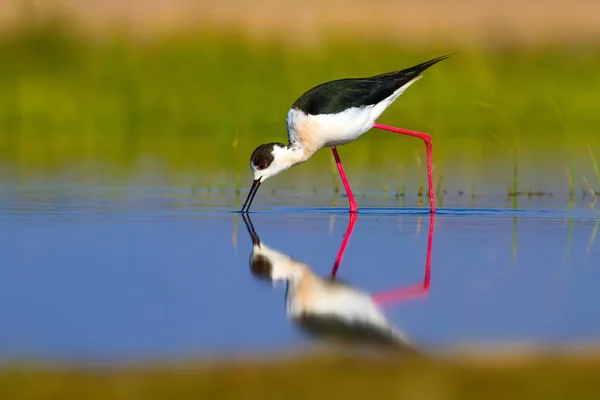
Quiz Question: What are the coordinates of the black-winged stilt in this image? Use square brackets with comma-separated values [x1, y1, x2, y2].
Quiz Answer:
[240, 54, 451, 213]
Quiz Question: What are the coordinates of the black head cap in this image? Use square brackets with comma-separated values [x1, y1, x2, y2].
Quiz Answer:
[250, 254, 273, 281]
[250, 142, 285, 171]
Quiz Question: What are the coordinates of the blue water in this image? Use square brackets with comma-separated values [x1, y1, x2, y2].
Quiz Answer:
[0, 182, 599, 363]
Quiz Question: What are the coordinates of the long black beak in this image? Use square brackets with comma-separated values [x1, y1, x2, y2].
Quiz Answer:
[241, 178, 261, 213]
[241, 213, 260, 246]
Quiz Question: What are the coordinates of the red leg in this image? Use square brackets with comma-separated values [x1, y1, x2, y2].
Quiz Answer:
[372, 123, 436, 213]
[371, 213, 435, 306]
[331, 147, 358, 213]
[330, 212, 358, 279]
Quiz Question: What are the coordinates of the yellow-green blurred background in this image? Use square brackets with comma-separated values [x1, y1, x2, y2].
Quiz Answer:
[1, 0, 599, 195]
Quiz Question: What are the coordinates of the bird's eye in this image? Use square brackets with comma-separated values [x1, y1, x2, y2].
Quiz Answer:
[257, 163, 268, 170]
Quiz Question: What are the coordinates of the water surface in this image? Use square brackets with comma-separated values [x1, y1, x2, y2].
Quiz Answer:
[0, 177, 599, 364]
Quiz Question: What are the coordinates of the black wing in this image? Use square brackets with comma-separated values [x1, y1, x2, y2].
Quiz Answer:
[291, 54, 451, 115]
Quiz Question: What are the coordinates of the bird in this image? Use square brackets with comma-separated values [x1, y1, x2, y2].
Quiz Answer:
[240, 54, 452, 214]
[241, 213, 419, 354]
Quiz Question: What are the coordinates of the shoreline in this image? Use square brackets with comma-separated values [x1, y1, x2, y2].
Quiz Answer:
[3, 341, 600, 369]
[2, 345, 600, 399]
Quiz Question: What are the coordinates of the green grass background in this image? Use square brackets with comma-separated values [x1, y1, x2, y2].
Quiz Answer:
[1, 17, 599, 195]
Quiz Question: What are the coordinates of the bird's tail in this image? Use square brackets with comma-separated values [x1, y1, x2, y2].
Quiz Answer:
[400, 53, 454, 75]
[373, 53, 453, 80]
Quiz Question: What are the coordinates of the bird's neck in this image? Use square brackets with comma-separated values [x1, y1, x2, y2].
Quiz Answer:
[273, 143, 312, 171]
[284, 142, 314, 165]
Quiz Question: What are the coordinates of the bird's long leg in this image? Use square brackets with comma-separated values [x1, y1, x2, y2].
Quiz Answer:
[330, 212, 358, 279]
[371, 213, 435, 306]
[373, 123, 435, 213]
[331, 147, 358, 213]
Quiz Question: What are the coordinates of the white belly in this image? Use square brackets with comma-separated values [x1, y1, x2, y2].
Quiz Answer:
[313, 106, 378, 146]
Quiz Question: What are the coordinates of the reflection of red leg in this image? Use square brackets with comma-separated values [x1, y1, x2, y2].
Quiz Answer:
[372, 123, 435, 213]
[372, 213, 435, 306]
[330, 212, 358, 279]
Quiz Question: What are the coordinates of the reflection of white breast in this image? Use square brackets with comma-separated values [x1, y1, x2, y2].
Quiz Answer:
[287, 280, 389, 327]
[285, 278, 413, 349]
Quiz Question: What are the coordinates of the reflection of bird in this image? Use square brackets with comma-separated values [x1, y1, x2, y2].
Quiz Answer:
[240, 54, 451, 214]
[242, 214, 419, 354]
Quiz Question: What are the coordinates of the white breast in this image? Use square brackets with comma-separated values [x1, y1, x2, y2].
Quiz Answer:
[287, 76, 421, 149]
[287, 106, 374, 149]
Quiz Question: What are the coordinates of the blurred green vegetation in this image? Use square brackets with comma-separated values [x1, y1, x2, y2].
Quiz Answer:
[0, 16, 599, 192]
[2, 352, 600, 399]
